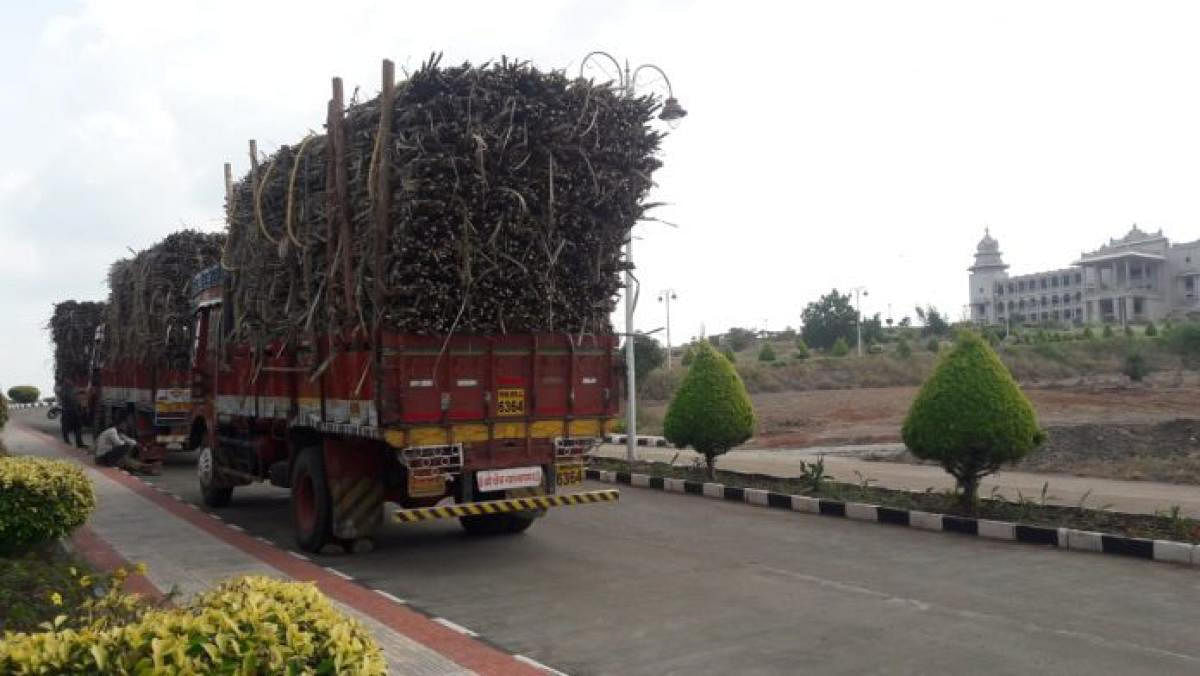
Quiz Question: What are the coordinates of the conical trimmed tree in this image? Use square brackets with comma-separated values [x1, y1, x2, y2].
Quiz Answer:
[664, 341, 756, 479]
[901, 331, 1044, 508]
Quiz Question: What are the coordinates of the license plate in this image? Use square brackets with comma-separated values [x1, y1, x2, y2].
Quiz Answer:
[556, 462, 584, 488]
[496, 388, 525, 416]
[477, 466, 543, 491]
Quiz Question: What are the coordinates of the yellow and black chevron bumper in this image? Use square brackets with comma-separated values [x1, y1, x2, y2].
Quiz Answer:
[393, 489, 619, 524]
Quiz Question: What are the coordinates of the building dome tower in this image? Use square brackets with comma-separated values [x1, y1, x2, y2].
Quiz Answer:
[968, 228, 1010, 324]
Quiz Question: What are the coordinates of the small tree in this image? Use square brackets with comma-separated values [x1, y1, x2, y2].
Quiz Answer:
[896, 338, 912, 359]
[680, 345, 695, 367]
[758, 343, 776, 362]
[5, 386, 40, 404]
[1124, 325, 1134, 338]
[1166, 322, 1200, 369]
[1123, 350, 1149, 382]
[902, 331, 1044, 508]
[663, 342, 756, 479]
[1081, 326, 1094, 340]
[620, 335, 664, 392]
[800, 290, 856, 350]
[1102, 324, 1114, 338]
[794, 338, 810, 360]
[830, 337, 850, 357]
[926, 337, 939, 353]
[1144, 321, 1158, 337]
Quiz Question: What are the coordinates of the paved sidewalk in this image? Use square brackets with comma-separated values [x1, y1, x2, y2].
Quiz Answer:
[3, 422, 551, 675]
[594, 443, 1200, 518]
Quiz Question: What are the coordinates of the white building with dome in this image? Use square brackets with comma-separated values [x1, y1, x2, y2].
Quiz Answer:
[969, 226, 1200, 327]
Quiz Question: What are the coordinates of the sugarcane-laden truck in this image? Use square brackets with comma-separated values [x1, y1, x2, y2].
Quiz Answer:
[188, 266, 619, 551]
[91, 332, 195, 466]
[182, 55, 658, 551]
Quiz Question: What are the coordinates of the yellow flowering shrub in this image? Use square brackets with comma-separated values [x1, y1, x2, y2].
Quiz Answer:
[0, 457, 95, 554]
[0, 575, 386, 674]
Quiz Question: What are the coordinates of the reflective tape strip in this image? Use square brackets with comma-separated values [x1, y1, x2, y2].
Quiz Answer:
[393, 489, 619, 523]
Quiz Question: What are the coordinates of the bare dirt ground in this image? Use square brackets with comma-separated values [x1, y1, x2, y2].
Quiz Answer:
[643, 383, 1200, 449]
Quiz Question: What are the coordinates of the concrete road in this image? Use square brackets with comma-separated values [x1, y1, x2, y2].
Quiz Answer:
[14, 410, 1200, 675]
[594, 444, 1200, 518]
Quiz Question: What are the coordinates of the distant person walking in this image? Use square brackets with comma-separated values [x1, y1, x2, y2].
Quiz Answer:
[57, 383, 86, 449]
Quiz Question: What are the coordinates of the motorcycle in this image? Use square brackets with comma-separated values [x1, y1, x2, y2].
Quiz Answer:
[47, 405, 61, 420]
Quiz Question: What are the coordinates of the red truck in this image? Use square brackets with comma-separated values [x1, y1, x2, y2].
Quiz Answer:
[91, 324, 194, 466]
[185, 266, 619, 551]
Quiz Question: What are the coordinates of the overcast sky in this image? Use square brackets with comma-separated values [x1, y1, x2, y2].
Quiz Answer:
[4, 0, 1200, 392]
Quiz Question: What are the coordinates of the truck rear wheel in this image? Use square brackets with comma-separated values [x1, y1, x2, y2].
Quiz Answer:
[197, 446, 233, 508]
[460, 512, 537, 535]
[291, 446, 336, 553]
[459, 489, 542, 536]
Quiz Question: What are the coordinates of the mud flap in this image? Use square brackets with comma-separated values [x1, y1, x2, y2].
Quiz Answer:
[323, 441, 386, 540]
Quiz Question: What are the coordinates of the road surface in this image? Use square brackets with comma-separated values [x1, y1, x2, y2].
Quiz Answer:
[12, 410, 1200, 675]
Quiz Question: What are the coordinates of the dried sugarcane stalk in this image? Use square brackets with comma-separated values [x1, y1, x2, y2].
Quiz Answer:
[223, 56, 663, 347]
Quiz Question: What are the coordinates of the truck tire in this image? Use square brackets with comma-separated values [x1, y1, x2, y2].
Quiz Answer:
[197, 446, 233, 508]
[460, 512, 537, 535]
[459, 490, 542, 536]
[291, 446, 336, 553]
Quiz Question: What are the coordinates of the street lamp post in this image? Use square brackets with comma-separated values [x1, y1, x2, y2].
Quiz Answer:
[850, 287, 868, 357]
[658, 289, 677, 369]
[580, 51, 686, 464]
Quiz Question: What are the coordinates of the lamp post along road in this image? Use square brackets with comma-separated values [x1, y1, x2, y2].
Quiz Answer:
[851, 287, 868, 357]
[659, 289, 677, 369]
[580, 51, 686, 463]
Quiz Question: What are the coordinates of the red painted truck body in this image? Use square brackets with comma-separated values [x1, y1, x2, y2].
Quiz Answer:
[185, 267, 620, 550]
[92, 323, 193, 464]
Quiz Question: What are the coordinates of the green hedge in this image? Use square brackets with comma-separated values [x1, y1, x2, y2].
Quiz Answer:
[0, 576, 385, 674]
[0, 457, 95, 554]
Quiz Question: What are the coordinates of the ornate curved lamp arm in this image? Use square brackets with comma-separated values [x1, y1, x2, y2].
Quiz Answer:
[630, 63, 676, 99]
[579, 51, 626, 89]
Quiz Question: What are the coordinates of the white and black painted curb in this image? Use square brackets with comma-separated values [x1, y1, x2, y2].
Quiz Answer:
[603, 434, 670, 447]
[586, 468, 1200, 568]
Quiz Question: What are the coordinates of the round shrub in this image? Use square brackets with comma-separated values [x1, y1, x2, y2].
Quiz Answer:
[1144, 321, 1158, 337]
[925, 337, 939, 353]
[0, 576, 385, 674]
[5, 386, 40, 405]
[758, 343, 776, 362]
[901, 331, 1043, 506]
[680, 345, 695, 366]
[830, 337, 850, 357]
[663, 341, 755, 478]
[1102, 324, 1114, 338]
[794, 338, 810, 360]
[0, 457, 95, 554]
[896, 338, 913, 358]
[1123, 350, 1149, 382]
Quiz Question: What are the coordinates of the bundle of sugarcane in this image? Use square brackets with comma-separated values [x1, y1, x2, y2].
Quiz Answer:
[105, 230, 226, 370]
[224, 55, 663, 347]
[48, 300, 107, 383]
